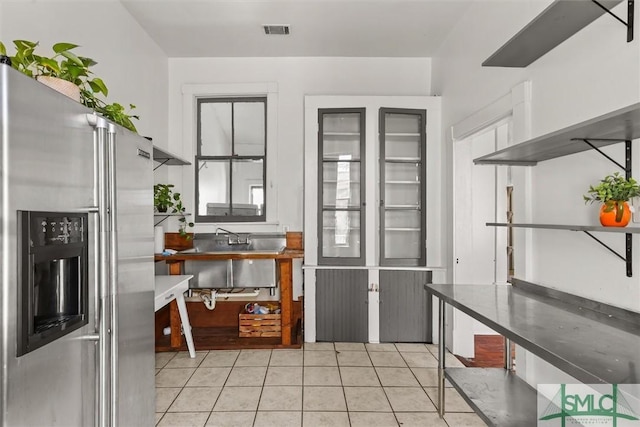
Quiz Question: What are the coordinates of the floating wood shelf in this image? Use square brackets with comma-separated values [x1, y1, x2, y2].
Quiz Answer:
[483, 0, 630, 67]
[473, 102, 640, 166]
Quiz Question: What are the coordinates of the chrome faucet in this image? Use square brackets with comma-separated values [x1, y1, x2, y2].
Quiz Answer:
[215, 227, 250, 245]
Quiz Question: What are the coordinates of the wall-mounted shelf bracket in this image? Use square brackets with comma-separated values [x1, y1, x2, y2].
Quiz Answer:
[153, 159, 170, 171]
[575, 138, 632, 178]
[155, 215, 171, 226]
[154, 212, 190, 227]
[591, 0, 634, 42]
[576, 137, 633, 276]
[488, 222, 637, 277]
[582, 230, 632, 276]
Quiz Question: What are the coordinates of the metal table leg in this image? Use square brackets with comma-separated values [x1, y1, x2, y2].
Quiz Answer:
[505, 337, 513, 371]
[438, 298, 446, 417]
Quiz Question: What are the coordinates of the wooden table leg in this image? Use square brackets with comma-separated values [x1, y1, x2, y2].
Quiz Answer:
[167, 261, 182, 275]
[169, 300, 182, 349]
[279, 259, 293, 346]
[167, 261, 183, 350]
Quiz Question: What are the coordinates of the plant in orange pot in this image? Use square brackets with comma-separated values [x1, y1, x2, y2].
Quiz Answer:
[583, 172, 640, 227]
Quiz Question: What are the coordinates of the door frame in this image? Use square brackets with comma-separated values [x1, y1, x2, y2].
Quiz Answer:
[450, 81, 532, 356]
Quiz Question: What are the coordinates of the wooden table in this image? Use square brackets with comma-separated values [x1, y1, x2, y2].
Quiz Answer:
[155, 250, 304, 348]
[155, 274, 196, 358]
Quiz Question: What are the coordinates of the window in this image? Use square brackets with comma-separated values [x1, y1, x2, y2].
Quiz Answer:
[196, 97, 266, 222]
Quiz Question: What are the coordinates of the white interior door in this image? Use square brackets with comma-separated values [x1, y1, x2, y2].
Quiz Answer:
[453, 122, 509, 357]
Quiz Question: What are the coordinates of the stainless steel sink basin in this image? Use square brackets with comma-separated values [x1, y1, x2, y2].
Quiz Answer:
[181, 234, 286, 255]
[182, 233, 287, 289]
[179, 245, 285, 255]
[180, 245, 284, 255]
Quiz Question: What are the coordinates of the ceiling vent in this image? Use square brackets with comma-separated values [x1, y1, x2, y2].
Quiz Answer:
[263, 25, 290, 35]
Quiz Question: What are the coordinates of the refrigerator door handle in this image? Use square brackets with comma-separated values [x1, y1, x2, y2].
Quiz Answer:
[95, 123, 112, 427]
[70, 207, 99, 214]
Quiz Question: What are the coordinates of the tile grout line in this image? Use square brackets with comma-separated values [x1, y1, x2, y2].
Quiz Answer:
[154, 345, 481, 427]
[368, 344, 400, 426]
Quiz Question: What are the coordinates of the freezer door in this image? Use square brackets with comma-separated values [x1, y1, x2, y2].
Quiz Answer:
[110, 125, 155, 426]
[1, 67, 98, 426]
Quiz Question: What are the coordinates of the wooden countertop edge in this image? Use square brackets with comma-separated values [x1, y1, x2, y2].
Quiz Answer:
[154, 249, 304, 262]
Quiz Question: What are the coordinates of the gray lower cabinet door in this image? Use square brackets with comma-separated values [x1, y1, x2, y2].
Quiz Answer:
[379, 270, 432, 343]
[315, 269, 368, 342]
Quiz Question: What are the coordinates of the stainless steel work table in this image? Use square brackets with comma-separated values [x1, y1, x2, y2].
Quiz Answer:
[425, 279, 640, 426]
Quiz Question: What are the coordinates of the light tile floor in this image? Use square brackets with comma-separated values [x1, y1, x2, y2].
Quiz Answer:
[155, 343, 486, 427]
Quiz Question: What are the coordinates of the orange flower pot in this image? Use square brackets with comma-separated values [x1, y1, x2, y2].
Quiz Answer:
[599, 202, 631, 227]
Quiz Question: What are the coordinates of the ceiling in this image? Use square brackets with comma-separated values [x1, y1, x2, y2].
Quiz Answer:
[119, 0, 473, 58]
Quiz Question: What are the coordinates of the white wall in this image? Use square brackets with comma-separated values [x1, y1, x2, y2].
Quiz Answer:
[434, 0, 640, 387]
[168, 57, 432, 233]
[434, 0, 640, 311]
[0, 1, 169, 148]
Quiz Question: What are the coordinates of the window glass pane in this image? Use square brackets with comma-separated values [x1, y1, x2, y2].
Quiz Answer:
[322, 113, 361, 160]
[385, 135, 420, 159]
[385, 162, 420, 181]
[385, 210, 420, 229]
[200, 102, 232, 156]
[198, 160, 230, 216]
[235, 102, 265, 156]
[385, 209, 421, 260]
[385, 113, 420, 134]
[322, 210, 361, 258]
[323, 113, 361, 133]
[385, 182, 420, 207]
[323, 162, 360, 207]
[231, 159, 264, 216]
[322, 137, 361, 161]
[385, 228, 421, 259]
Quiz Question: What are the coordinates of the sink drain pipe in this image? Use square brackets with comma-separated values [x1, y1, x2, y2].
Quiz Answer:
[194, 288, 262, 310]
[201, 290, 216, 310]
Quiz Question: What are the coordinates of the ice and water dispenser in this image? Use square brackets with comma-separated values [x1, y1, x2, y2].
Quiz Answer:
[17, 211, 89, 356]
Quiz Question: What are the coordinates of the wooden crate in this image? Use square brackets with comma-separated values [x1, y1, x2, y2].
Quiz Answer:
[239, 313, 282, 338]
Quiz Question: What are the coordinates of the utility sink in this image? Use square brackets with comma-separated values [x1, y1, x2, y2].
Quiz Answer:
[182, 233, 286, 289]
[180, 235, 285, 255]
[179, 244, 284, 255]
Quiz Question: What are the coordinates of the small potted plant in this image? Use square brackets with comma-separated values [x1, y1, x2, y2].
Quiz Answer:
[0, 40, 138, 132]
[154, 184, 194, 238]
[583, 172, 640, 227]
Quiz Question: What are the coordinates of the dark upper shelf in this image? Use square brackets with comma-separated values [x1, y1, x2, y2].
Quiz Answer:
[483, 0, 624, 67]
[473, 102, 640, 165]
[153, 146, 191, 166]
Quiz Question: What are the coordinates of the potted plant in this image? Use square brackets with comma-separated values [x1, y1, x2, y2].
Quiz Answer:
[154, 184, 194, 238]
[0, 40, 139, 132]
[583, 172, 640, 227]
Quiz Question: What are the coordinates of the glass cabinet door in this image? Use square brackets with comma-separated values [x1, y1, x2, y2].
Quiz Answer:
[379, 108, 426, 266]
[318, 108, 366, 265]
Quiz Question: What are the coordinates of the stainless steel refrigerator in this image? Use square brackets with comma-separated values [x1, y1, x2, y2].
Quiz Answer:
[0, 65, 155, 425]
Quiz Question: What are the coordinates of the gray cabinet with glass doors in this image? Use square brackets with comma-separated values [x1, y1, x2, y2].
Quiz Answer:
[317, 107, 426, 266]
[317, 108, 366, 265]
[379, 108, 426, 266]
